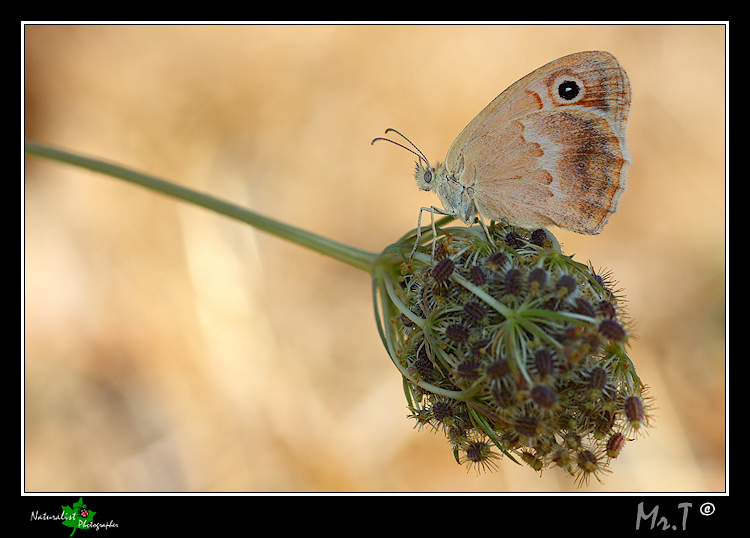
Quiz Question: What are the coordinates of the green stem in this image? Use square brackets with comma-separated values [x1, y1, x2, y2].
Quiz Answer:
[25, 140, 378, 274]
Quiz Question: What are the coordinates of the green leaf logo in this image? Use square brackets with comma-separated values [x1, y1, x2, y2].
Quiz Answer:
[61, 498, 95, 536]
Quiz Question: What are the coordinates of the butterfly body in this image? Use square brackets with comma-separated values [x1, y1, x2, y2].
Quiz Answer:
[413, 50, 631, 234]
[415, 160, 476, 224]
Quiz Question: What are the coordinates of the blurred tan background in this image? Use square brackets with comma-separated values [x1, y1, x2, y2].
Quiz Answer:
[23, 24, 726, 492]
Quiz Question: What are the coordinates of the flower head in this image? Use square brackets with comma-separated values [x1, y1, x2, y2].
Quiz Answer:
[373, 221, 653, 486]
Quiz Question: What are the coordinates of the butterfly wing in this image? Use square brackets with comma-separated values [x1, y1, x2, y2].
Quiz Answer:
[445, 51, 631, 233]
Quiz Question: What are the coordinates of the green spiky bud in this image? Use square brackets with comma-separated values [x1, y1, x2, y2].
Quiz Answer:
[373, 221, 653, 485]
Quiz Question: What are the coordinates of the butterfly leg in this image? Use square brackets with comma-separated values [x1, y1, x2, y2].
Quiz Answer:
[410, 206, 429, 259]
[476, 217, 496, 247]
[411, 206, 449, 259]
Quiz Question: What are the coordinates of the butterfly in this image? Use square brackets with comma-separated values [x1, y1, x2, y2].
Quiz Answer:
[374, 51, 631, 254]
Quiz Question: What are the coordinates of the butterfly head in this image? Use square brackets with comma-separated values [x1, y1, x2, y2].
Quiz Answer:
[414, 159, 439, 192]
[372, 128, 440, 191]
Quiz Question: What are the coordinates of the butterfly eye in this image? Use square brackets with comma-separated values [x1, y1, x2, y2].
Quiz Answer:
[423, 170, 433, 184]
[557, 80, 580, 101]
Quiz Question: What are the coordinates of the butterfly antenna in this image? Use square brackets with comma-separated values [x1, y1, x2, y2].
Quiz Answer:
[371, 128, 431, 168]
[383, 128, 430, 164]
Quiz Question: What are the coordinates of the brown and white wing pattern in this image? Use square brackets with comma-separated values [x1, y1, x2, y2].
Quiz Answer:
[445, 51, 631, 233]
